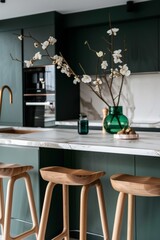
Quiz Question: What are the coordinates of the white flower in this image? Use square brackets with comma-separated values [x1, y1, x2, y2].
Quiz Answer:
[48, 36, 57, 45]
[96, 51, 104, 57]
[18, 35, 23, 40]
[52, 55, 63, 66]
[73, 77, 80, 84]
[34, 42, 39, 48]
[93, 78, 102, 85]
[101, 60, 108, 69]
[109, 68, 120, 78]
[33, 52, 42, 60]
[81, 75, 92, 83]
[107, 28, 119, 36]
[41, 40, 49, 50]
[112, 49, 122, 64]
[119, 64, 131, 76]
[24, 60, 33, 68]
[61, 64, 71, 77]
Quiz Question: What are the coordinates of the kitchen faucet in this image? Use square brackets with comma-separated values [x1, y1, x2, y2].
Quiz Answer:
[0, 85, 13, 115]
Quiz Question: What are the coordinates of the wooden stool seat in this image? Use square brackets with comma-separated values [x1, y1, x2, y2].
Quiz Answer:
[0, 163, 33, 177]
[0, 163, 38, 240]
[40, 166, 105, 185]
[38, 166, 109, 240]
[110, 173, 160, 240]
[111, 173, 160, 196]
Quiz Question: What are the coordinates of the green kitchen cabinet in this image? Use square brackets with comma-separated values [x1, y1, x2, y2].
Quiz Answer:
[135, 156, 160, 240]
[115, 18, 159, 73]
[64, 16, 159, 75]
[0, 145, 39, 239]
[0, 29, 23, 126]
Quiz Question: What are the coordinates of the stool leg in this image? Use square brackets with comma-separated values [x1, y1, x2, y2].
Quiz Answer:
[4, 172, 39, 240]
[79, 185, 90, 240]
[62, 185, 70, 240]
[24, 172, 39, 236]
[112, 192, 126, 240]
[53, 185, 70, 240]
[3, 176, 15, 239]
[95, 180, 109, 240]
[0, 178, 4, 235]
[127, 194, 134, 240]
[38, 182, 56, 240]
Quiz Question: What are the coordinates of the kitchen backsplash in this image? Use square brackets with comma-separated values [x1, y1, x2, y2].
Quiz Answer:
[80, 73, 160, 128]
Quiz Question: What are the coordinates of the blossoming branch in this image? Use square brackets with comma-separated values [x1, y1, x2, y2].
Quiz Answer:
[13, 25, 131, 108]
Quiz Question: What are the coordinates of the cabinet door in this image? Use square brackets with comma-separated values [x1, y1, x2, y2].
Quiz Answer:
[0, 29, 23, 126]
[116, 18, 158, 73]
[23, 25, 55, 66]
[135, 156, 160, 240]
[65, 18, 158, 74]
[0, 145, 39, 240]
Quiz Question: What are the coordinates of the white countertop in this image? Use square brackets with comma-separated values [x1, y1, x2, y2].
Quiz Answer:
[0, 126, 160, 157]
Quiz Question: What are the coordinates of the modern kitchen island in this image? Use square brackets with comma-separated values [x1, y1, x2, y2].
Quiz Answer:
[0, 126, 160, 240]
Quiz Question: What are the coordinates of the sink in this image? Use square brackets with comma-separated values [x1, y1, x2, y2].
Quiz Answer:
[0, 127, 40, 134]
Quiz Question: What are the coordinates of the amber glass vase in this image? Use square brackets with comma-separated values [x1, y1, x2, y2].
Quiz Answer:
[103, 106, 128, 134]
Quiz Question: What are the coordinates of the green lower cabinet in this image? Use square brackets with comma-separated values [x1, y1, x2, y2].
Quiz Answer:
[0, 145, 39, 239]
[135, 156, 160, 240]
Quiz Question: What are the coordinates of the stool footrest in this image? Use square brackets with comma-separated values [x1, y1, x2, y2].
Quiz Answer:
[52, 229, 68, 240]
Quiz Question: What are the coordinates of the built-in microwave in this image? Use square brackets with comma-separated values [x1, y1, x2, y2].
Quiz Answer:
[23, 65, 55, 94]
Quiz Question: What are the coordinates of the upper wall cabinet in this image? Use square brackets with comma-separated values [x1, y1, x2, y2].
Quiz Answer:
[65, 17, 159, 74]
[116, 18, 159, 73]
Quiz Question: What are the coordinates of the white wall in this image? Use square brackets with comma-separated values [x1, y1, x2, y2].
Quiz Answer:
[80, 73, 160, 128]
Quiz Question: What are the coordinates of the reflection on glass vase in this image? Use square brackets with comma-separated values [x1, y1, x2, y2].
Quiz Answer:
[103, 106, 129, 134]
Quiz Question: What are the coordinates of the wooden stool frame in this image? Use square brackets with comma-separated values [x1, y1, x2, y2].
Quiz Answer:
[0, 171, 38, 240]
[38, 167, 110, 240]
[110, 173, 160, 240]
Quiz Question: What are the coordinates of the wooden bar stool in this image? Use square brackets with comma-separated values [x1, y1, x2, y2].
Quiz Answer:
[38, 166, 109, 240]
[0, 163, 38, 240]
[110, 173, 160, 240]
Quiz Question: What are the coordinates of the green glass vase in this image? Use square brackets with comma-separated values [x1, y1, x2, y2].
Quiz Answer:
[103, 106, 128, 134]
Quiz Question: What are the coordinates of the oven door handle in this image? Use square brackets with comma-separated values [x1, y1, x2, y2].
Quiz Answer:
[25, 101, 52, 106]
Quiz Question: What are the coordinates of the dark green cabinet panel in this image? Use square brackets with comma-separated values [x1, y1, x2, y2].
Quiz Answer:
[65, 24, 109, 75]
[65, 17, 158, 74]
[135, 156, 160, 240]
[116, 18, 158, 73]
[0, 29, 23, 126]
